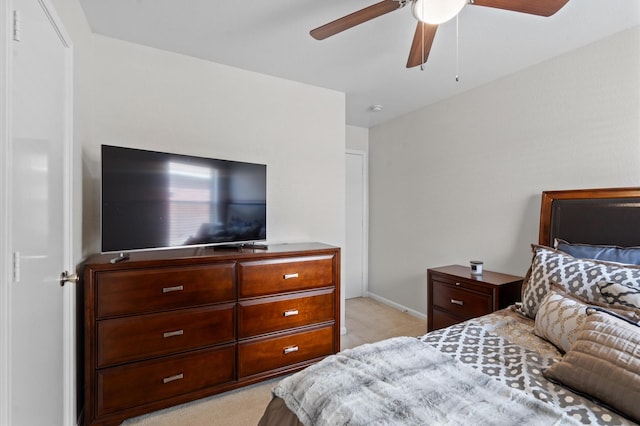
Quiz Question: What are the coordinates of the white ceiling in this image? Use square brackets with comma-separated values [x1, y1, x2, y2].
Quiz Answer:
[78, 0, 640, 128]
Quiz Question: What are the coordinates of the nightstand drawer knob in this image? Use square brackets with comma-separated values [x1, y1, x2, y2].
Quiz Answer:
[450, 299, 464, 306]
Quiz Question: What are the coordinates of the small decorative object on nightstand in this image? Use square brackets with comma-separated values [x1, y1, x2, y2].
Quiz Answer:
[470, 260, 483, 275]
[427, 265, 523, 332]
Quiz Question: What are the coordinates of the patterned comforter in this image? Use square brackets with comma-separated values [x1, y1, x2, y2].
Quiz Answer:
[269, 308, 637, 426]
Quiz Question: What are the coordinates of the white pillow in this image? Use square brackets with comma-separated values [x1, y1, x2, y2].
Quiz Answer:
[534, 289, 587, 353]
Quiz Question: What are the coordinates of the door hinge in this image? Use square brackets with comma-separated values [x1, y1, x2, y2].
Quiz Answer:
[13, 10, 21, 42]
[12, 252, 20, 283]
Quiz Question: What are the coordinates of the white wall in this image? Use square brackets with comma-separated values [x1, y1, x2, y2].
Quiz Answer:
[83, 35, 346, 255]
[346, 125, 369, 152]
[368, 27, 640, 315]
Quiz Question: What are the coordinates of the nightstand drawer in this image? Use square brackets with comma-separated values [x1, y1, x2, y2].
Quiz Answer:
[96, 263, 236, 318]
[237, 325, 334, 378]
[238, 288, 335, 338]
[97, 304, 236, 368]
[96, 345, 235, 416]
[238, 255, 335, 298]
[432, 283, 492, 318]
[432, 308, 463, 330]
[431, 275, 491, 295]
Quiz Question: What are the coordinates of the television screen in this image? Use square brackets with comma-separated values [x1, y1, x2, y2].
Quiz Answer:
[101, 145, 266, 253]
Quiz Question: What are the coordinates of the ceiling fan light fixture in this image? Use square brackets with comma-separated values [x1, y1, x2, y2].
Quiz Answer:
[412, 0, 466, 24]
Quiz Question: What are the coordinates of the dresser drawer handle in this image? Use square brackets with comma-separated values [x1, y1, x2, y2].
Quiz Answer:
[283, 345, 299, 354]
[163, 373, 184, 384]
[163, 329, 184, 338]
[283, 309, 299, 317]
[455, 282, 461, 286]
[283, 273, 299, 280]
[450, 299, 464, 306]
[162, 285, 184, 293]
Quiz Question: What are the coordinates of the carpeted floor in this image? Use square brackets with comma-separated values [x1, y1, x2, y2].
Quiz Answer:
[121, 297, 427, 425]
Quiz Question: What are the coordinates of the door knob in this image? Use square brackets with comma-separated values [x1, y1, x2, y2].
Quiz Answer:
[59, 271, 79, 287]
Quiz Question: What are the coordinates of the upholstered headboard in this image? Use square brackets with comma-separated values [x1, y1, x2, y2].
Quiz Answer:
[539, 187, 640, 247]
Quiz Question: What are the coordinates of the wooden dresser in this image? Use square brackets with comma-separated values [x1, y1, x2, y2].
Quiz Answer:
[427, 265, 522, 332]
[82, 243, 340, 426]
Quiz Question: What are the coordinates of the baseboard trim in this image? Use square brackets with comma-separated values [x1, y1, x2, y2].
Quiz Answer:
[365, 292, 427, 321]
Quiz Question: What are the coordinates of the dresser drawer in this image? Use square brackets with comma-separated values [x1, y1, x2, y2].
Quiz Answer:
[238, 255, 335, 298]
[238, 289, 334, 338]
[97, 304, 236, 368]
[96, 263, 235, 318]
[238, 325, 334, 378]
[431, 281, 492, 319]
[96, 345, 235, 416]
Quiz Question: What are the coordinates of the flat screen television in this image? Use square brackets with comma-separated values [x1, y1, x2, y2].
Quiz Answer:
[101, 145, 267, 253]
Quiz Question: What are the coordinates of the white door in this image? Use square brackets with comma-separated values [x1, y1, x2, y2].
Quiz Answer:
[6, 0, 74, 424]
[345, 151, 366, 299]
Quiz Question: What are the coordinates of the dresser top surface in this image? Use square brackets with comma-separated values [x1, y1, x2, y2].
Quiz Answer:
[85, 242, 339, 270]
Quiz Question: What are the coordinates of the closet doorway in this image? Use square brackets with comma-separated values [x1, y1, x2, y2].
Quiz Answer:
[345, 150, 367, 299]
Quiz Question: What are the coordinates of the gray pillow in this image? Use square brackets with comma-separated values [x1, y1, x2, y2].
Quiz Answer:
[543, 310, 640, 423]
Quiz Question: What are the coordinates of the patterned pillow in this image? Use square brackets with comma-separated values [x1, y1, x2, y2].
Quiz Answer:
[519, 245, 640, 319]
[598, 281, 640, 309]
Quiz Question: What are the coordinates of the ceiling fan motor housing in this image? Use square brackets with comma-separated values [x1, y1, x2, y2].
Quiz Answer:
[412, 0, 467, 24]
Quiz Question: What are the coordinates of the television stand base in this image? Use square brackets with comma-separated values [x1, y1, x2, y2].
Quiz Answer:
[249, 243, 269, 250]
[212, 244, 243, 251]
[212, 242, 269, 251]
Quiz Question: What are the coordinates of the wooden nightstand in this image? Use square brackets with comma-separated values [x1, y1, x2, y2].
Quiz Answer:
[427, 265, 523, 332]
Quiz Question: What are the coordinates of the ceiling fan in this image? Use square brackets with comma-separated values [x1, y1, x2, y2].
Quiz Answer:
[310, 0, 570, 68]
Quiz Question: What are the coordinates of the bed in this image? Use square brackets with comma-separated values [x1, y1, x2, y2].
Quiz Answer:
[258, 187, 640, 426]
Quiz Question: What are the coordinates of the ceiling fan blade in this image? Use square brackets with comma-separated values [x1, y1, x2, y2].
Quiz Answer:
[310, 0, 404, 40]
[470, 0, 569, 17]
[406, 22, 438, 68]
